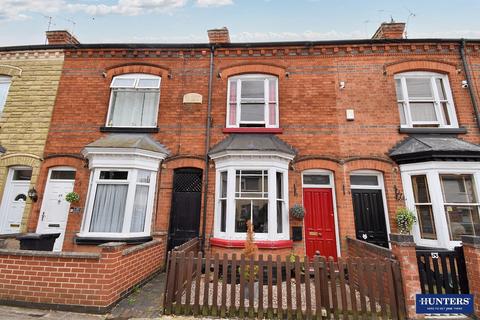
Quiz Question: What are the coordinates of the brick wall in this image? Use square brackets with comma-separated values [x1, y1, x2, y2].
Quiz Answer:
[0, 239, 164, 313]
[33, 41, 480, 257]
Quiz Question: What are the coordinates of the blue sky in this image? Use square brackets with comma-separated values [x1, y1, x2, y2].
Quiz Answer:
[1, 0, 480, 45]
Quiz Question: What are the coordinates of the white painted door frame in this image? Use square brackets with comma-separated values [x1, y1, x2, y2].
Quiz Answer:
[36, 167, 76, 251]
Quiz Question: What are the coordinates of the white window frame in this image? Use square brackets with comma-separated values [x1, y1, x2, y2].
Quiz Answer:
[301, 169, 341, 257]
[213, 158, 289, 241]
[349, 170, 392, 248]
[401, 161, 480, 249]
[226, 74, 279, 128]
[394, 72, 458, 128]
[79, 167, 157, 238]
[0, 76, 12, 114]
[105, 73, 161, 128]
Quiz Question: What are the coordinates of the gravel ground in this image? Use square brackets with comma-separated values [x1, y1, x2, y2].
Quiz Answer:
[180, 275, 381, 313]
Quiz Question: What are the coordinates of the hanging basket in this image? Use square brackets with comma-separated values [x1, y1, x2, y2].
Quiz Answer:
[289, 204, 305, 220]
[65, 191, 80, 203]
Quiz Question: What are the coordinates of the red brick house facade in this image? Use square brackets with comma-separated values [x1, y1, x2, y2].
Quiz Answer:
[21, 24, 480, 265]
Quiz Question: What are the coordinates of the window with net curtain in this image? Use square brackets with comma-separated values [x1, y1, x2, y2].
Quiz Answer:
[0, 76, 12, 114]
[394, 72, 457, 128]
[226, 74, 278, 128]
[86, 169, 154, 236]
[107, 73, 161, 127]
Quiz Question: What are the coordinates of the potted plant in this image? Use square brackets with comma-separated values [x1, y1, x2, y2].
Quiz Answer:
[289, 204, 305, 220]
[396, 207, 417, 235]
[243, 220, 259, 300]
[65, 191, 80, 204]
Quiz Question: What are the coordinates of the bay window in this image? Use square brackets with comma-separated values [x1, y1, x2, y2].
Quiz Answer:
[226, 74, 279, 128]
[214, 165, 289, 241]
[401, 162, 480, 248]
[394, 72, 458, 128]
[81, 168, 156, 237]
[106, 73, 161, 128]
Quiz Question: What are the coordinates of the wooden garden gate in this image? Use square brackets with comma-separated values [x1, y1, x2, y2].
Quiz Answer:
[164, 251, 406, 319]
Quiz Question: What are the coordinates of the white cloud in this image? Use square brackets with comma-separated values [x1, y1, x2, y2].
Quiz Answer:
[231, 30, 366, 42]
[196, 0, 233, 7]
[0, 0, 206, 20]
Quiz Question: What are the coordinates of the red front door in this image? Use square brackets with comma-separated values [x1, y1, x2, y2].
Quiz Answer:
[303, 188, 337, 260]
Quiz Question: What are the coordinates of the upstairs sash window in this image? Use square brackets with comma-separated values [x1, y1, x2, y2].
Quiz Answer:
[227, 74, 278, 128]
[107, 74, 161, 127]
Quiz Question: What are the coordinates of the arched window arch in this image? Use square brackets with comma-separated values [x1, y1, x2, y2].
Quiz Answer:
[106, 73, 161, 128]
[394, 71, 458, 128]
[226, 74, 279, 128]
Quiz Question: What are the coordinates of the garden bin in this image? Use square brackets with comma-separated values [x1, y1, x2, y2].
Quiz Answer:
[16, 233, 60, 251]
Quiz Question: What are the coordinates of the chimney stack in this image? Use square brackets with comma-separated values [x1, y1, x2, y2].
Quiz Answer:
[207, 27, 230, 44]
[372, 21, 406, 39]
[45, 30, 80, 45]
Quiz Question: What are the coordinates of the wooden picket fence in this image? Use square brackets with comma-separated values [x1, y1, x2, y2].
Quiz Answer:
[164, 251, 406, 319]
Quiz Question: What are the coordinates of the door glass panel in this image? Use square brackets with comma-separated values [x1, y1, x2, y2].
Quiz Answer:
[303, 174, 330, 185]
[350, 175, 378, 186]
[50, 170, 76, 180]
[12, 169, 32, 181]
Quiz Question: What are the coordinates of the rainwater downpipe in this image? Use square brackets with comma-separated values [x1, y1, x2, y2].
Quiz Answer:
[201, 45, 215, 252]
[460, 39, 480, 129]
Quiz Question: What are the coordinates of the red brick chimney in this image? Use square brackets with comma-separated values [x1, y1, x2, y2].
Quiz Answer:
[372, 21, 406, 39]
[45, 30, 80, 45]
[207, 27, 230, 44]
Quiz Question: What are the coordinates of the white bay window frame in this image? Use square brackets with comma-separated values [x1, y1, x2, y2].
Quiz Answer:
[79, 146, 166, 239]
[226, 74, 279, 128]
[401, 161, 480, 249]
[80, 168, 156, 237]
[394, 72, 458, 128]
[213, 156, 290, 241]
[106, 73, 161, 128]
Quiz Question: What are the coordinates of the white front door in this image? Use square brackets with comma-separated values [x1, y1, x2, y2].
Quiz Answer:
[0, 167, 32, 234]
[36, 168, 76, 251]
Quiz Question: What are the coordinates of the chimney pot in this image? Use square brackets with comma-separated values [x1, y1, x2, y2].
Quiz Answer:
[46, 30, 80, 45]
[207, 27, 230, 44]
[372, 22, 406, 40]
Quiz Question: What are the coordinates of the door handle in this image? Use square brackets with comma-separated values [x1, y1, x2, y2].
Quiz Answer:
[41, 212, 46, 221]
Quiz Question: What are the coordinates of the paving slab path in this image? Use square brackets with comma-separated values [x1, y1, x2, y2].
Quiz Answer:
[107, 272, 166, 320]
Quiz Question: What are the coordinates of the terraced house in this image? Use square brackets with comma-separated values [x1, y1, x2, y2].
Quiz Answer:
[0, 37, 66, 237]
[0, 22, 479, 317]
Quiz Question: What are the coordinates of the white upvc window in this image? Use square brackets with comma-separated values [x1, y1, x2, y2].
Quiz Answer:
[106, 73, 161, 128]
[0, 76, 12, 114]
[226, 74, 279, 128]
[394, 72, 458, 128]
[401, 162, 480, 249]
[214, 164, 289, 241]
[80, 168, 156, 238]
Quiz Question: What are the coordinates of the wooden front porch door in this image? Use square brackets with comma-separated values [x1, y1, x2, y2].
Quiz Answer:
[303, 188, 337, 259]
